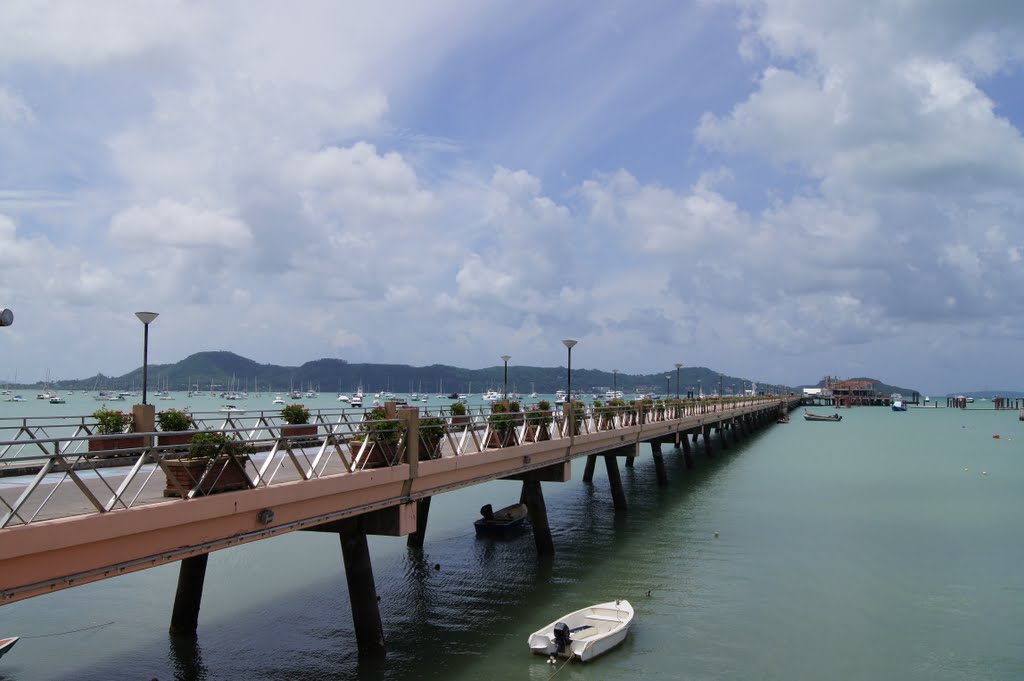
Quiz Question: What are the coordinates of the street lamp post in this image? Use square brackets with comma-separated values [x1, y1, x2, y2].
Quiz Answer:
[612, 369, 618, 395]
[665, 376, 670, 397]
[674, 363, 682, 399]
[501, 355, 511, 401]
[698, 378, 702, 399]
[562, 340, 577, 433]
[134, 311, 159, 405]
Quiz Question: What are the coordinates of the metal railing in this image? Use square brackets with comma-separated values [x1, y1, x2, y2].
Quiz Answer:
[0, 398, 781, 529]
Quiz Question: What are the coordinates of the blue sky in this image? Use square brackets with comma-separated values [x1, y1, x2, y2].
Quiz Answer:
[1, 1, 1023, 395]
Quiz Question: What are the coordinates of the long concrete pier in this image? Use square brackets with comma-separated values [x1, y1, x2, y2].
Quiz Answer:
[0, 396, 797, 655]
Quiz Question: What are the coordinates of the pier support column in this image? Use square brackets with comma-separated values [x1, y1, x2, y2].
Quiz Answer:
[680, 430, 694, 468]
[604, 455, 628, 510]
[625, 449, 635, 468]
[169, 553, 208, 637]
[406, 497, 432, 548]
[703, 425, 715, 456]
[582, 454, 597, 483]
[717, 425, 730, 450]
[340, 529, 386, 658]
[651, 444, 668, 487]
[521, 478, 555, 556]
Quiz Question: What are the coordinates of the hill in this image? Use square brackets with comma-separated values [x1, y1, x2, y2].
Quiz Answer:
[27, 351, 787, 397]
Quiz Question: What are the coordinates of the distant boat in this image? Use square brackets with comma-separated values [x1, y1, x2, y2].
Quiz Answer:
[804, 410, 842, 422]
[474, 503, 529, 537]
[220, 404, 246, 413]
[0, 636, 18, 659]
[891, 400, 907, 412]
[48, 395, 65, 404]
[272, 395, 286, 405]
[528, 600, 634, 662]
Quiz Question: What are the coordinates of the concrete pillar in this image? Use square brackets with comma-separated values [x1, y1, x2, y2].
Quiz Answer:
[582, 454, 597, 483]
[717, 425, 730, 450]
[652, 451, 668, 486]
[521, 478, 555, 556]
[406, 497, 431, 548]
[604, 454, 628, 510]
[169, 553, 209, 637]
[133, 403, 156, 447]
[703, 425, 715, 456]
[340, 528, 386, 657]
[680, 430, 694, 469]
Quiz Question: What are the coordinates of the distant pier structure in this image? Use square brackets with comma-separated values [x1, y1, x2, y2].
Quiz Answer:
[800, 377, 918, 407]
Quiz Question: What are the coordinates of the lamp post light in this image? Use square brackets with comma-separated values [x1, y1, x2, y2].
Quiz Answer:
[665, 375, 671, 397]
[501, 355, 511, 401]
[134, 311, 159, 405]
[0, 308, 13, 327]
[674, 363, 682, 399]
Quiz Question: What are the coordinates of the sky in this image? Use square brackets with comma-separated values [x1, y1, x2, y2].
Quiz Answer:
[1, 1, 1023, 395]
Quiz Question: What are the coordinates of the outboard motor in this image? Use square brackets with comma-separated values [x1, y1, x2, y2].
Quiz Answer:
[553, 622, 571, 654]
[479, 504, 494, 521]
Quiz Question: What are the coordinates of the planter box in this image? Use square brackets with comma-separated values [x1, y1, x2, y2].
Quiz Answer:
[88, 435, 145, 458]
[157, 432, 194, 450]
[282, 424, 320, 447]
[449, 415, 471, 428]
[348, 440, 400, 468]
[524, 423, 552, 442]
[486, 429, 517, 448]
[163, 456, 251, 497]
[418, 435, 443, 460]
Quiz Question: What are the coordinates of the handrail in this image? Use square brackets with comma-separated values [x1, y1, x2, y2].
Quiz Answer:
[0, 398, 790, 529]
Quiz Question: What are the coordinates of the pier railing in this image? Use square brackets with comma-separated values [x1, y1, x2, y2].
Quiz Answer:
[0, 397, 780, 529]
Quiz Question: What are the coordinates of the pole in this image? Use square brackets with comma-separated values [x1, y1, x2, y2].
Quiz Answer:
[675, 363, 682, 399]
[142, 322, 150, 405]
[501, 355, 510, 400]
[612, 369, 618, 395]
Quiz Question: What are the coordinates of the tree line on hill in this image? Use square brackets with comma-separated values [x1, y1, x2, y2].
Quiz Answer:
[29, 351, 789, 397]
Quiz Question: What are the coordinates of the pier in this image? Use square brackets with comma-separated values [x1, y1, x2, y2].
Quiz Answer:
[0, 397, 796, 656]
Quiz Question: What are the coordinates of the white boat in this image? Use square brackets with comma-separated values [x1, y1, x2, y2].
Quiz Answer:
[482, 389, 501, 402]
[220, 404, 246, 413]
[272, 395, 286, 405]
[0, 636, 18, 660]
[527, 600, 633, 662]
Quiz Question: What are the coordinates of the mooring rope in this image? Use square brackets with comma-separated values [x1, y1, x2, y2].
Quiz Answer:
[20, 620, 115, 639]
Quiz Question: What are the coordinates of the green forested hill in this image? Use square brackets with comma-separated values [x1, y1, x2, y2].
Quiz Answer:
[40, 351, 783, 396]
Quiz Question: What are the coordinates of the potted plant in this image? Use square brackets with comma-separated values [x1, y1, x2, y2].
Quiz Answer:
[653, 399, 666, 421]
[417, 415, 447, 460]
[449, 400, 470, 427]
[350, 406, 405, 468]
[89, 407, 142, 456]
[593, 400, 614, 430]
[162, 431, 253, 497]
[487, 402, 518, 448]
[156, 408, 195, 449]
[280, 403, 317, 442]
[622, 400, 638, 426]
[525, 400, 553, 441]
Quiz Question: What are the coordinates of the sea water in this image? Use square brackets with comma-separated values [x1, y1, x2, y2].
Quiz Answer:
[1, 402, 1022, 680]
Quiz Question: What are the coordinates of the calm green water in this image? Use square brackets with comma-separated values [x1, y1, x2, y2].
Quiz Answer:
[2, 404, 1022, 680]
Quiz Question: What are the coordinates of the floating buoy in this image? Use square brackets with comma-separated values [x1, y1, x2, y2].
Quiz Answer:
[982, 471, 988, 475]
[964, 468, 969, 472]
[713, 532, 719, 538]
[992, 435, 1000, 439]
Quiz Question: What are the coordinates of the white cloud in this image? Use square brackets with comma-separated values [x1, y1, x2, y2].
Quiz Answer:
[108, 200, 252, 249]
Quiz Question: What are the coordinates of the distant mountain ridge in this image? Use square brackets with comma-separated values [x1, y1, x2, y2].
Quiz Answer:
[22, 350, 785, 397]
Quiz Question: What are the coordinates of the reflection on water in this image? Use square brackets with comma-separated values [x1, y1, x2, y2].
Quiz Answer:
[167, 635, 207, 681]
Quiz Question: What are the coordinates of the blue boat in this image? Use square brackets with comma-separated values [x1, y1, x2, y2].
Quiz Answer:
[892, 400, 907, 411]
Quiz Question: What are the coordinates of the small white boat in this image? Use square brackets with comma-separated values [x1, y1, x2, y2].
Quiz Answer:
[0, 636, 18, 659]
[220, 404, 246, 413]
[528, 600, 633, 662]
